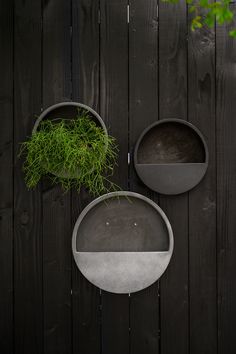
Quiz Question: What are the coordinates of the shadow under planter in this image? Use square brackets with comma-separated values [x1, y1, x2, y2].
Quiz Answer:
[134, 119, 209, 195]
[72, 191, 174, 294]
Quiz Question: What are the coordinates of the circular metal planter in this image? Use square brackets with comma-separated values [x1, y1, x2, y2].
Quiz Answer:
[72, 191, 174, 294]
[134, 119, 209, 195]
[32, 102, 108, 178]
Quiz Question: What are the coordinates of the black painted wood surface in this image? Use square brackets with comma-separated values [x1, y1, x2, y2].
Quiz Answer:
[71, 1, 101, 354]
[0, 1, 13, 353]
[158, 1, 189, 354]
[129, 1, 160, 353]
[14, 1, 43, 354]
[42, 2, 72, 354]
[100, 2, 129, 353]
[216, 6, 236, 354]
[0, 0, 236, 353]
[188, 13, 217, 354]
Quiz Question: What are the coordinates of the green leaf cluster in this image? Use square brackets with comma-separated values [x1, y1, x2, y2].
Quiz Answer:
[19, 109, 119, 196]
[164, 0, 236, 37]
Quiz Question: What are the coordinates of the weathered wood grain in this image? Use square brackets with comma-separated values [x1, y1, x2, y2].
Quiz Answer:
[42, 0, 72, 353]
[188, 15, 217, 354]
[0, 1, 13, 353]
[14, 1, 43, 353]
[216, 9, 236, 354]
[158, 1, 189, 354]
[1, 1, 236, 353]
[129, 1, 160, 353]
[100, 1, 129, 353]
[72, 1, 101, 353]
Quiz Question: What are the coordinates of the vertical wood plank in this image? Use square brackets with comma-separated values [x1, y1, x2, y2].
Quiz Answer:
[129, 1, 160, 353]
[188, 19, 217, 354]
[216, 9, 236, 353]
[158, 1, 189, 354]
[100, 1, 130, 353]
[42, 0, 72, 353]
[72, 0, 100, 109]
[0, 1, 14, 353]
[72, 1, 101, 353]
[14, 0, 43, 353]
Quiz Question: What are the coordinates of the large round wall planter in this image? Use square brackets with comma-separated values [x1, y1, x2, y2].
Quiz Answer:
[134, 119, 209, 195]
[32, 101, 108, 178]
[72, 191, 174, 294]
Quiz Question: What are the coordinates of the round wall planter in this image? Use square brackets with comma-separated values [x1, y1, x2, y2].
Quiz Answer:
[72, 191, 174, 294]
[32, 102, 108, 178]
[134, 119, 209, 195]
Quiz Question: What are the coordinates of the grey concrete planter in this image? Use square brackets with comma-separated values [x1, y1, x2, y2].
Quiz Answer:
[72, 191, 174, 294]
[32, 102, 108, 178]
[134, 119, 209, 195]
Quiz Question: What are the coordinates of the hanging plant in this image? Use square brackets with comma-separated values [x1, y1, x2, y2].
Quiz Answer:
[19, 106, 119, 196]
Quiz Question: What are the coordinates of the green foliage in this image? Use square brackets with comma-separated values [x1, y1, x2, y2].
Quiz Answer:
[163, 0, 236, 37]
[229, 28, 236, 37]
[19, 110, 119, 196]
[191, 15, 203, 30]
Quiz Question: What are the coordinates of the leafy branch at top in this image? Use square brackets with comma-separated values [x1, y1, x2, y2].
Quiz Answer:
[163, 0, 236, 37]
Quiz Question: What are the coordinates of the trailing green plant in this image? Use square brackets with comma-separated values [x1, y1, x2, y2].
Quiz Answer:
[19, 109, 119, 196]
[163, 0, 236, 37]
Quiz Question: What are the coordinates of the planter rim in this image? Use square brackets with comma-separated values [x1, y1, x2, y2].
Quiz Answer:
[134, 118, 209, 166]
[72, 190, 174, 256]
[32, 101, 108, 137]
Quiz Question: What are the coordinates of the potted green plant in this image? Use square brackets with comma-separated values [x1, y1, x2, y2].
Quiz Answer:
[19, 102, 118, 196]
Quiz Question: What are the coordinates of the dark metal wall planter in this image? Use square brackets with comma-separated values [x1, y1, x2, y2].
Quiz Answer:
[134, 119, 209, 195]
[32, 101, 108, 178]
[72, 191, 174, 294]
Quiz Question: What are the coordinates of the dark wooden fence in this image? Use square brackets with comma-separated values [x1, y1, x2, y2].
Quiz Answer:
[1, 0, 236, 353]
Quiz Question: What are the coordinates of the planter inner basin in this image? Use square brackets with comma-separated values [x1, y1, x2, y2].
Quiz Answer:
[134, 119, 209, 195]
[72, 191, 174, 294]
[32, 102, 108, 178]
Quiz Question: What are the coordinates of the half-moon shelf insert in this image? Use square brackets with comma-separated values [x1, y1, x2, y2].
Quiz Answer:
[72, 191, 174, 294]
[134, 119, 209, 195]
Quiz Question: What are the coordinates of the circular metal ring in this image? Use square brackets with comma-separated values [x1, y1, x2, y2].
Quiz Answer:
[32, 101, 107, 136]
